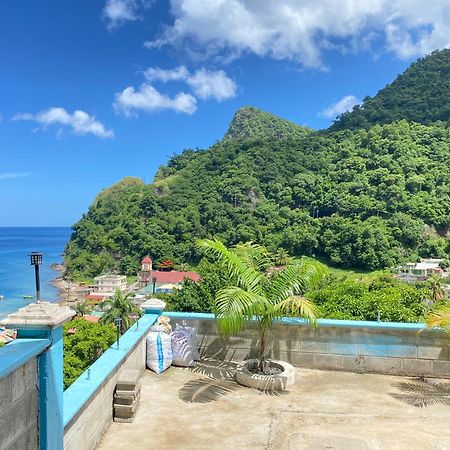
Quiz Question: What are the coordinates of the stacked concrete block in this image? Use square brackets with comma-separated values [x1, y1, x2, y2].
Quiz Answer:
[113, 370, 141, 423]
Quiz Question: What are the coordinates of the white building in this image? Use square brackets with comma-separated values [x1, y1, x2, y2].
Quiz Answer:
[398, 259, 445, 283]
[94, 274, 127, 293]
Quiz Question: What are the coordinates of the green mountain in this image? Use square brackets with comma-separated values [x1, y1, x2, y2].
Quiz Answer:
[331, 49, 450, 131]
[65, 51, 450, 280]
[224, 106, 310, 141]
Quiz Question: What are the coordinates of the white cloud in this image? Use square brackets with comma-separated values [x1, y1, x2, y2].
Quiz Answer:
[187, 68, 237, 101]
[144, 0, 450, 68]
[103, 0, 152, 30]
[143, 65, 237, 101]
[144, 66, 190, 83]
[0, 172, 31, 181]
[13, 107, 114, 138]
[321, 95, 361, 118]
[113, 84, 197, 115]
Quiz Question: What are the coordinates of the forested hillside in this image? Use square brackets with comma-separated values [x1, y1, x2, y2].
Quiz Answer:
[331, 49, 450, 131]
[65, 50, 450, 280]
[224, 106, 310, 141]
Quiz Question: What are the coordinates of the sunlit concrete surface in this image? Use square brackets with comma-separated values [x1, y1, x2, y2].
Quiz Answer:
[97, 359, 450, 450]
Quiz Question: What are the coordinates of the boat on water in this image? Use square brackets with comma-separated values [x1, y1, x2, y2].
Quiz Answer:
[0, 295, 4, 301]
[22, 295, 34, 299]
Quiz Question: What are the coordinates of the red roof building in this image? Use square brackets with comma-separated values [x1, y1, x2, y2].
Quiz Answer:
[137, 255, 200, 288]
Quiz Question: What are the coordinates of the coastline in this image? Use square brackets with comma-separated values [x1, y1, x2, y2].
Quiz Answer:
[51, 264, 82, 305]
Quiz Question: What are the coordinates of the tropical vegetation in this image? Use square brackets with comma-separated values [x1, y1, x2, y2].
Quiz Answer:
[63, 318, 116, 389]
[198, 239, 327, 372]
[64, 49, 450, 282]
[99, 289, 142, 333]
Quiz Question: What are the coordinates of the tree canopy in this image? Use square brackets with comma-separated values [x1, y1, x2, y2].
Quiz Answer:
[65, 50, 450, 280]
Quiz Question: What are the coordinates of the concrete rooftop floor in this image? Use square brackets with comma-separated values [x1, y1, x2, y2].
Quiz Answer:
[98, 360, 450, 450]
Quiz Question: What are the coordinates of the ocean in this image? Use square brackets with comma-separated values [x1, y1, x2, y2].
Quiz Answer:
[0, 227, 72, 320]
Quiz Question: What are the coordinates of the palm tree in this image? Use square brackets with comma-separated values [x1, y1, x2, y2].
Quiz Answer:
[100, 289, 142, 333]
[426, 303, 450, 333]
[197, 239, 327, 372]
[73, 302, 91, 317]
[426, 274, 445, 304]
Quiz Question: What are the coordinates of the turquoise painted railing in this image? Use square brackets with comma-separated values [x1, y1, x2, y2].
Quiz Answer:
[165, 311, 427, 331]
[63, 313, 158, 428]
[0, 338, 50, 379]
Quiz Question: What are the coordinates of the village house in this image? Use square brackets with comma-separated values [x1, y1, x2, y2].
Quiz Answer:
[137, 256, 200, 293]
[94, 274, 127, 293]
[397, 258, 447, 283]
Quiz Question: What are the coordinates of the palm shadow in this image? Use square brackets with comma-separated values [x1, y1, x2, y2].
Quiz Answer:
[179, 378, 239, 403]
[391, 377, 450, 408]
[189, 357, 238, 380]
[178, 358, 288, 403]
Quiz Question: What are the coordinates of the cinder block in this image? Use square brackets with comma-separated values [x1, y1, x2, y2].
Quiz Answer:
[357, 344, 388, 357]
[370, 357, 401, 374]
[432, 360, 450, 378]
[6, 423, 38, 450]
[114, 391, 140, 406]
[387, 345, 417, 358]
[342, 355, 372, 372]
[115, 386, 140, 397]
[11, 365, 26, 403]
[0, 375, 12, 411]
[287, 352, 315, 368]
[401, 358, 433, 376]
[116, 370, 140, 391]
[114, 401, 137, 415]
[24, 359, 37, 391]
[113, 416, 135, 423]
[301, 341, 328, 353]
[314, 354, 344, 370]
[417, 346, 448, 360]
[327, 342, 357, 355]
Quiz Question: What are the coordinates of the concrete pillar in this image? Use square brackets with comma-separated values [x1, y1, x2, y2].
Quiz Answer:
[141, 298, 166, 316]
[4, 302, 75, 450]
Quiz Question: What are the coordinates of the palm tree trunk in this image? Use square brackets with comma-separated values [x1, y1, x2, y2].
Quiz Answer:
[259, 326, 267, 373]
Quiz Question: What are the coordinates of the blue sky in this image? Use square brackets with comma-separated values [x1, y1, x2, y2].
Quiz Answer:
[1, 0, 449, 226]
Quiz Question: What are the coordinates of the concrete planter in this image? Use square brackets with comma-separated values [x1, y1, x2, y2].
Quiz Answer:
[235, 359, 296, 391]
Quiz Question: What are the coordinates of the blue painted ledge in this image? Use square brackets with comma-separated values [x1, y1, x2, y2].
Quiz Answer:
[165, 311, 427, 331]
[0, 338, 50, 379]
[63, 314, 157, 427]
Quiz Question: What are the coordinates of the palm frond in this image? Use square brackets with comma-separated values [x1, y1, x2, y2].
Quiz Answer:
[233, 242, 272, 271]
[197, 239, 265, 294]
[268, 259, 327, 303]
[215, 287, 270, 336]
[426, 304, 450, 331]
[273, 296, 317, 324]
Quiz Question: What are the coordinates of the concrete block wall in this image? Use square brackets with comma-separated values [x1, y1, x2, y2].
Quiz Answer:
[0, 359, 38, 450]
[64, 339, 145, 450]
[174, 317, 450, 378]
[64, 314, 157, 450]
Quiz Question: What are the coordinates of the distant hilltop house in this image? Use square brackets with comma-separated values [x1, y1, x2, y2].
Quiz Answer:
[137, 256, 200, 294]
[397, 258, 447, 283]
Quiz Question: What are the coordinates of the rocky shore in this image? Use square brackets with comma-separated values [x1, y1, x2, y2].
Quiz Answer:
[51, 263, 85, 305]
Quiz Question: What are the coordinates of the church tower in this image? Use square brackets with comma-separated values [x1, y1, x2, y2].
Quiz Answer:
[138, 256, 153, 287]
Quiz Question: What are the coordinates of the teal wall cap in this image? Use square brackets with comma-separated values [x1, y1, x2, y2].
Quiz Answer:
[0, 338, 50, 379]
[164, 311, 427, 331]
[63, 313, 157, 428]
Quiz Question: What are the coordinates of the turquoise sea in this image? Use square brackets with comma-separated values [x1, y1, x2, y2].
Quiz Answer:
[0, 227, 72, 320]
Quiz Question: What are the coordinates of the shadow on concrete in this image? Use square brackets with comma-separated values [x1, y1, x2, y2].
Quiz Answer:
[391, 377, 450, 407]
[190, 358, 238, 380]
[178, 358, 288, 403]
[179, 378, 239, 403]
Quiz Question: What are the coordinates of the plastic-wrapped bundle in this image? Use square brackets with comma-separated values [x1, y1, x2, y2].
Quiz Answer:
[170, 322, 199, 366]
[146, 331, 173, 374]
